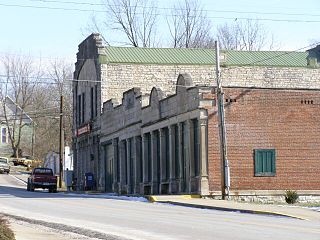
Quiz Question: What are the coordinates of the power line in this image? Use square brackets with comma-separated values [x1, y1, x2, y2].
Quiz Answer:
[1, 3, 320, 23]
[0, 42, 319, 86]
[220, 41, 320, 76]
[0, 3, 102, 12]
[0, 75, 100, 84]
[28, 0, 104, 6]
[27, 0, 320, 18]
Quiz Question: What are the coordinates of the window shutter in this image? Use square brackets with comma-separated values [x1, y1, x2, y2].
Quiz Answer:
[254, 149, 276, 176]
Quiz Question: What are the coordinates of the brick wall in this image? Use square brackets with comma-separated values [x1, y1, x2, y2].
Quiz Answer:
[208, 88, 320, 192]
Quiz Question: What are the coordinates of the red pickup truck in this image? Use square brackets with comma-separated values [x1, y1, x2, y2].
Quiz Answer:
[27, 168, 57, 193]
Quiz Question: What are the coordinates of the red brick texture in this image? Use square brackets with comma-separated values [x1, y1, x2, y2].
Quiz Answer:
[207, 88, 320, 193]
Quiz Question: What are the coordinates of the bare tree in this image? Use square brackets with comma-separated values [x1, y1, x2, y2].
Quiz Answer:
[49, 60, 73, 147]
[31, 61, 73, 159]
[0, 55, 41, 158]
[217, 19, 274, 51]
[167, 0, 214, 48]
[100, 0, 158, 47]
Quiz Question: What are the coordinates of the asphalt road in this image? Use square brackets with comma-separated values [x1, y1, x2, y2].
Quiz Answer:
[0, 173, 319, 240]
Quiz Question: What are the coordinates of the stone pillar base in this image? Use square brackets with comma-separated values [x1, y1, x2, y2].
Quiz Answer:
[190, 177, 200, 194]
[169, 179, 179, 194]
[134, 184, 141, 194]
[199, 176, 209, 196]
[151, 182, 160, 195]
[159, 182, 170, 194]
[113, 182, 119, 193]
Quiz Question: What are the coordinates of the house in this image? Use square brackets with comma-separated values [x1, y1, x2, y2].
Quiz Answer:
[73, 33, 320, 199]
[44, 146, 73, 175]
[0, 96, 34, 157]
[44, 151, 59, 175]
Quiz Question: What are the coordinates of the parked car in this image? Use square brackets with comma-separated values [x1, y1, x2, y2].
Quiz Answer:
[0, 157, 10, 174]
[12, 158, 32, 167]
[27, 168, 57, 193]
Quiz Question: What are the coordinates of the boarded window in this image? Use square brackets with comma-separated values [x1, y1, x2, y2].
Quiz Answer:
[254, 149, 276, 176]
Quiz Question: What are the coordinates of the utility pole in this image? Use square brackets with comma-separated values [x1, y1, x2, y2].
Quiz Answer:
[31, 121, 35, 159]
[59, 95, 64, 188]
[215, 41, 230, 200]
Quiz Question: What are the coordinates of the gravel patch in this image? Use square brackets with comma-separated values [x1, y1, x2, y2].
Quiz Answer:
[4, 214, 130, 240]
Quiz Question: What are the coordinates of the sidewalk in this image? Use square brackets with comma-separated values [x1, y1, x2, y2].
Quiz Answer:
[148, 195, 320, 222]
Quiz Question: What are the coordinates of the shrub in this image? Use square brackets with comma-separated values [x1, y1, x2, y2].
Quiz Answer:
[0, 217, 15, 240]
[285, 190, 299, 204]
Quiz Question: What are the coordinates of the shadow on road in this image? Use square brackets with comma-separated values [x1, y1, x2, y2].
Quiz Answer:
[0, 185, 110, 199]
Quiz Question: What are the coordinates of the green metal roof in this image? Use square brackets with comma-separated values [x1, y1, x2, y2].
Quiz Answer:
[100, 47, 216, 65]
[99, 46, 310, 67]
[222, 50, 309, 67]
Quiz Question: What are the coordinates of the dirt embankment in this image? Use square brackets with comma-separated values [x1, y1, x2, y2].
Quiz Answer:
[0, 216, 15, 240]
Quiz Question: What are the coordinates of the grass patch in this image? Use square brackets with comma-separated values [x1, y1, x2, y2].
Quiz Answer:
[294, 203, 320, 208]
[0, 217, 15, 240]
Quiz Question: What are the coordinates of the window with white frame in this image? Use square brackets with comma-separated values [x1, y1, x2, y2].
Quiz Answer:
[1, 127, 8, 143]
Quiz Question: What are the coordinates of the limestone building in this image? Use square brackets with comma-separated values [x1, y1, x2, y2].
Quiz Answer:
[73, 33, 320, 197]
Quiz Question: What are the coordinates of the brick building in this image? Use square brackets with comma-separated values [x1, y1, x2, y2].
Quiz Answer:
[97, 74, 320, 200]
[73, 34, 320, 199]
[208, 87, 320, 199]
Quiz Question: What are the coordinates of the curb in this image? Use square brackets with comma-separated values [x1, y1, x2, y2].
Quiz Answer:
[10, 174, 27, 184]
[149, 198, 308, 220]
[148, 194, 200, 203]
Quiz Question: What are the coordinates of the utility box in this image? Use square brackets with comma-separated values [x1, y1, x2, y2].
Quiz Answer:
[84, 172, 95, 191]
[64, 170, 73, 190]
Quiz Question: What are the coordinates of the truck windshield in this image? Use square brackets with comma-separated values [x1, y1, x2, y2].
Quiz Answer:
[34, 169, 53, 175]
[0, 158, 8, 163]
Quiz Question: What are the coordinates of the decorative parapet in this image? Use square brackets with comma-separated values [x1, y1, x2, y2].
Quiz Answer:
[101, 74, 215, 137]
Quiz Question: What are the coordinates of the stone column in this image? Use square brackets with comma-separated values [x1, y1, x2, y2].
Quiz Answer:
[142, 134, 148, 184]
[119, 140, 127, 194]
[134, 136, 142, 194]
[98, 144, 105, 192]
[142, 133, 151, 194]
[184, 120, 192, 194]
[126, 138, 131, 194]
[112, 139, 119, 193]
[168, 125, 176, 194]
[189, 120, 195, 179]
[159, 128, 166, 194]
[159, 128, 165, 180]
[199, 111, 209, 195]
[177, 123, 183, 193]
[151, 130, 160, 194]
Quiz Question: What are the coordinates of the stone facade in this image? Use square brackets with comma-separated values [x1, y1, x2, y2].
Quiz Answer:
[99, 74, 212, 195]
[73, 33, 320, 196]
[101, 64, 320, 103]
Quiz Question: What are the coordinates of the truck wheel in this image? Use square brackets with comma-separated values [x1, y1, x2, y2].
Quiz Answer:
[53, 187, 57, 193]
[48, 188, 52, 193]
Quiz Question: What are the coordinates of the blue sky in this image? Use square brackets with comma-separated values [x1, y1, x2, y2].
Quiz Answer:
[0, 0, 319, 64]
